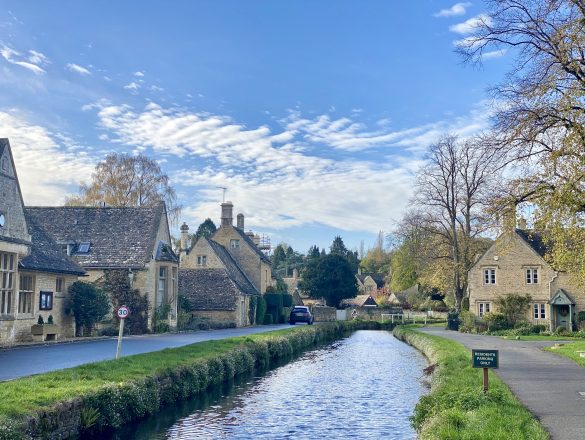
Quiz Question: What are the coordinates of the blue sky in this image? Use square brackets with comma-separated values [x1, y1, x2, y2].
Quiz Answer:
[0, 1, 510, 254]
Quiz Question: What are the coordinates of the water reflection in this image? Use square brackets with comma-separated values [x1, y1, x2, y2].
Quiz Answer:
[111, 330, 426, 440]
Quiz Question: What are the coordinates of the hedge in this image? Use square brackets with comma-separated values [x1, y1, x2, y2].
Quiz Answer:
[1, 321, 393, 439]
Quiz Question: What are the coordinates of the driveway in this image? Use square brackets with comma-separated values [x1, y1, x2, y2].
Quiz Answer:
[421, 327, 585, 440]
[0, 324, 290, 381]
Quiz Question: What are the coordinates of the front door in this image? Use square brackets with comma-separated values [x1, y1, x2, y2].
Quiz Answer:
[555, 305, 571, 330]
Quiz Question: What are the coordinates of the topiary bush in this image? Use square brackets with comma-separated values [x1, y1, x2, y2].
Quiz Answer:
[282, 294, 293, 308]
[263, 314, 273, 325]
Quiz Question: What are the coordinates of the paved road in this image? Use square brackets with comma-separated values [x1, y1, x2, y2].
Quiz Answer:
[0, 324, 290, 381]
[421, 327, 585, 440]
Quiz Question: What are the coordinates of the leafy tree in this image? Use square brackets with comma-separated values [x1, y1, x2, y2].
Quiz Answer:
[390, 246, 417, 292]
[299, 254, 357, 307]
[272, 244, 287, 268]
[69, 281, 110, 336]
[307, 245, 321, 260]
[101, 270, 149, 334]
[195, 218, 217, 240]
[329, 236, 360, 273]
[494, 294, 532, 328]
[360, 246, 392, 274]
[66, 153, 181, 224]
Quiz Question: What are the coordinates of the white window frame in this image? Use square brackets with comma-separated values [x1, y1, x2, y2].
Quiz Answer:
[533, 303, 546, 320]
[230, 239, 240, 249]
[478, 302, 491, 317]
[19, 274, 34, 314]
[197, 255, 207, 267]
[157, 266, 167, 308]
[526, 268, 539, 284]
[0, 252, 15, 315]
[39, 291, 53, 311]
[483, 268, 496, 285]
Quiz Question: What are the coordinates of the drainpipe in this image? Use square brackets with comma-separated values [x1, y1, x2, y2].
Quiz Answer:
[549, 271, 559, 332]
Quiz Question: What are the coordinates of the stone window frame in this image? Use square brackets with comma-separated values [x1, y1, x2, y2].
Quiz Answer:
[18, 274, 35, 315]
[55, 277, 64, 294]
[533, 303, 546, 320]
[525, 267, 539, 285]
[157, 266, 168, 308]
[230, 239, 240, 249]
[483, 267, 496, 285]
[197, 255, 207, 267]
[477, 302, 491, 317]
[39, 291, 53, 311]
[0, 252, 15, 315]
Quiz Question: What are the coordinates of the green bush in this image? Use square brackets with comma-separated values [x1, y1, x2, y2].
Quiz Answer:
[578, 311, 585, 323]
[554, 326, 569, 336]
[263, 314, 273, 325]
[264, 293, 283, 308]
[282, 294, 293, 308]
[531, 324, 547, 334]
[495, 294, 532, 327]
[459, 311, 476, 333]
[483, 312, 509, 332]
[255, 296, 267, 325]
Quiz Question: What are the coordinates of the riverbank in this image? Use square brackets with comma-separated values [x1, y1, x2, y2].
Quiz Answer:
[393, 326, 549, 440]
[0, 321, 391, 440]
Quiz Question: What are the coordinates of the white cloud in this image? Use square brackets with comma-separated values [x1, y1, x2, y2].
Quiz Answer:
[0, 45, 46, 74]
[449, 14, 492, 34]
[124, 81, 140, 92]
[28, 50, 48, 65]
[0, 111, 94, 204]
[134, 71, 144, 77]
[66, 63, 91, 75]
[91, 101, 491, 234]
[482, 49, 506, 59]
[434, 2, 472, 18]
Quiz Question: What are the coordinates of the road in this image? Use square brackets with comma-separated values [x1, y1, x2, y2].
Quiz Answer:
[421, 327, 585, 440]
[0, 324, 290, 381]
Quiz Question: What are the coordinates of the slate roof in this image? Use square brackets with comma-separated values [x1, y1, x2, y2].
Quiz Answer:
[341, 295, 378, 307]
[234, 227, 271, 264]
[155, 240, 179, 263]
[25, 205, 167, 269]
[179, 268, 249, 311]
[516, 229, 548, 258]
[0, 138, 6, 157]
[205, 238, 258, 296]
[19, 213, 85, 275]
[357, 273, 386, 288]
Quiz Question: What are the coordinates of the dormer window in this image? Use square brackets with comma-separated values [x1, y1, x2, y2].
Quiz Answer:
[230, 239, 240, 249]
[77, 242, 91, 253]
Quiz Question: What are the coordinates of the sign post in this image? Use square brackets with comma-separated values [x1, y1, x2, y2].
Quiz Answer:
[115, 305, 130, 359]
[471, 349, 499, 394]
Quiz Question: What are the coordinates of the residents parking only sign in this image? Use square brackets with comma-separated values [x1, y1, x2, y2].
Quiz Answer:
[472, 349, 499, 369]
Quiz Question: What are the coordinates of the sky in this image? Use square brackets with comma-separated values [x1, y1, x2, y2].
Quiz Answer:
[0, 1, 511, 254]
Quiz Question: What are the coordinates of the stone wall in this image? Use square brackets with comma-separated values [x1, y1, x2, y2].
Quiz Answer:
[310, 305, 336, 322]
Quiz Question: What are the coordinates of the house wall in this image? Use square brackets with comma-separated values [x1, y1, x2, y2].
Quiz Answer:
[468, 232, 582, 323]
[363, 277, 378, 294]
[181, 239, 224, 269]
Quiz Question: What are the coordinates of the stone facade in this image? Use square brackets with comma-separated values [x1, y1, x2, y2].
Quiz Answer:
[468, 228, 582, 331]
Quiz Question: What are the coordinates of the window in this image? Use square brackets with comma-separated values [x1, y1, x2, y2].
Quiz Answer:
[526, 268, 539, 284]
[483, 268, 496, 285]
[39, 291, 53, 310]
[0, 252, 15, 315]
[171, 267, 177, 318]
[533, 303, 546, 320]
[77, 242, 90, 253]
[157, 267, 167, 308]
[55, 278, 64, 294]
[18, 275, 34, 314]
[197, 255, 207, 266]
[230, 239, 240, 249]
[478, 302, 491, 317]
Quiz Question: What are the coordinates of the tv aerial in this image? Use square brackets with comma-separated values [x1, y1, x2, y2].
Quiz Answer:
[216, 186, 227, 203]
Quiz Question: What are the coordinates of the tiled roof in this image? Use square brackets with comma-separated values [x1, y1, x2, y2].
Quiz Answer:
[516, 229, 548, 257]
[179, 268, 248, 311]
[206, 238, 258, 296]
[341, 294, 378, 307]
[25, 205, 166, 269]
[234, 227, 271, 264]
[20, 213, 85, 275]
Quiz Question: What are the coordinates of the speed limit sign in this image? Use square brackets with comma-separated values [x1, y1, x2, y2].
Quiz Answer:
[117, 305, 130, 319]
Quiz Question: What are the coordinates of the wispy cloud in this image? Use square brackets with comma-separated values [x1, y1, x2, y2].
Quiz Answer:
[123, 81, 140, 92]
[133, 71, 144, 77]
[434, 2, 472, 18]
[449, 14, 491, 34]
[0, 111, 94, 204]
[0, 45, 46, 74]
[66, 63, 91, 75]
[482, 49, 506, 59]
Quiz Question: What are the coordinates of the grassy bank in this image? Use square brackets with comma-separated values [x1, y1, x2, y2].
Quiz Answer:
[545, 340, 585, 366]
[0, 321, 390, 439]
[393, 326, 549, 440]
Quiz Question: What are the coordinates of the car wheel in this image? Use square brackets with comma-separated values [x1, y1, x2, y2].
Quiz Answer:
[308, 320, 313, 325]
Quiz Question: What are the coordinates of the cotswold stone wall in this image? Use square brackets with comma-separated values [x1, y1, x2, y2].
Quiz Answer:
[310, 305, 336, 322]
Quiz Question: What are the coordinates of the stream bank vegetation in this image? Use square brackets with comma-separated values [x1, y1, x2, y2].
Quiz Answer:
[0, 321, 390, 439]
[393, 326, 549, 440]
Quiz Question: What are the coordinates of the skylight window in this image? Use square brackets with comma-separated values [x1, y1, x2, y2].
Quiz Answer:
[77, 242, 91, 253]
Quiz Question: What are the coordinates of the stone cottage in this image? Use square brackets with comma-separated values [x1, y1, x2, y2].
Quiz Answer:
[468, 219, 582, 331]
[25, 203, 179, 331]
[356, 271, 386, 296]
[179, 202, 271, 326]
[0, 138, 85, 344]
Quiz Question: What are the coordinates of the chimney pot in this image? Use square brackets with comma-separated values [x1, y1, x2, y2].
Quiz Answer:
[180, 223, 189, 251]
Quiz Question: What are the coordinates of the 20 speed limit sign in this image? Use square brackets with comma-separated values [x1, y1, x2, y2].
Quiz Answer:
[117, 306, 130, 319]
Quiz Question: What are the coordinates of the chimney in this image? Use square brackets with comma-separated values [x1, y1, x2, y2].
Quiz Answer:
[518, 217, 527, 230]
[293, 268, 298, 280]
[180, 223, 189, 251]
[501, 205, 517, 233]
[221, 202, 234, 227]
[237, 213, 244, 229]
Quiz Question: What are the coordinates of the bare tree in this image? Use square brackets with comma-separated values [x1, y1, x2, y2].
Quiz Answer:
[66, 153, 181, 224]
[412, 135, 501, 308]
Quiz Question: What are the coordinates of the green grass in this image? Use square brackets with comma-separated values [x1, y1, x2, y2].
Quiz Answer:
[0, 326, 301, 420]
[393, 326, 549, 440]
[500, 335, 576, 341]
[544, 340, 585, 367]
